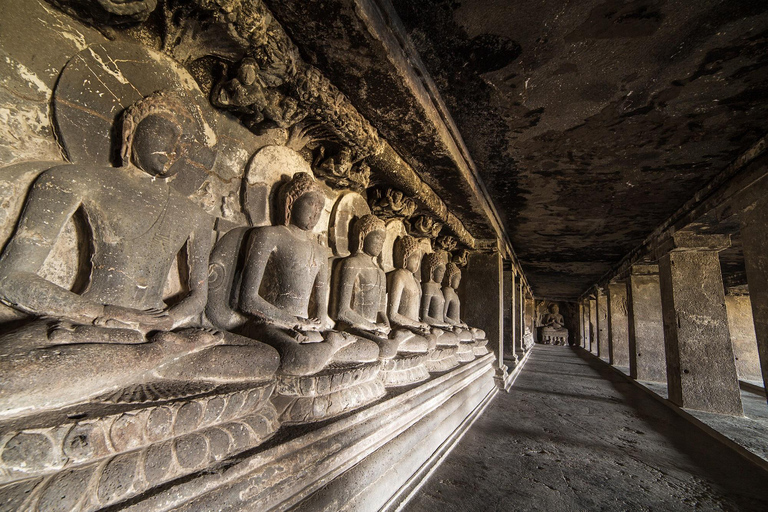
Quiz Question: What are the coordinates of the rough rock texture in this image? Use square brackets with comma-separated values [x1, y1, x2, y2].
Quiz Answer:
[390, 0, 768, 299]
[724, 294, 761, 382]
[406, 345, 768, 512]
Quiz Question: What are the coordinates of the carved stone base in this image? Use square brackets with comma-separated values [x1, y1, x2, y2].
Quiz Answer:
[456, 341, 477, 362]
[0, 383, 279, 511]
[426, 346, 460, 372]
[474, 337, 490, 356]
[380, 353, 431, 387]
[273, 362, 385, 424]
[118, 354, 496, 511]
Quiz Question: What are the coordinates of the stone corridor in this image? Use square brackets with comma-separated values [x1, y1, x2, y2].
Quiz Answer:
[406, 345, 768, 512]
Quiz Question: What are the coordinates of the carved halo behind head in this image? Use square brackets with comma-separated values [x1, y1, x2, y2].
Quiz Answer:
[393, 235, 420, 270]
[352, 214, 385, 254]
[121, 90, 191, 167]
[444, 262, 461, 286]
[279, 171, 323, 226]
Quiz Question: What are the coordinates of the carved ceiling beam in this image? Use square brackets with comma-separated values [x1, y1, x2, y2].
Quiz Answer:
[184, 0, 477, 248]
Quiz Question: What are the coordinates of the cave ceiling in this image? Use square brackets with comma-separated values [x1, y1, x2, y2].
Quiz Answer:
[270, 0, 768, 300]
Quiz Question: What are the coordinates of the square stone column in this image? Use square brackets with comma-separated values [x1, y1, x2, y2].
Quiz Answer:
[724, 294, 762, 382]
[608, 282, 630, 366]
[465, 251, 506, 371]
[596, 288, 610, 361]
[579, 301, 585, 347]
[740, 200, 768, 390]
[627, 264, 666, 382]
[658, 233, 742, 415]
[514, 275, 523, 354]
[588, 297, 597, 354]
[518, 278, 525, 351]
[502, 268, 516, 365]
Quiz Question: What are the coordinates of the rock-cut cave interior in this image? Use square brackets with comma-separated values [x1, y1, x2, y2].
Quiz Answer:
[0, 0, 767, 510]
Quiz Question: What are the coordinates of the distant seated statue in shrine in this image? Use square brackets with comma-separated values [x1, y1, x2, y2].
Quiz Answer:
[442, 262, 489, 358]
[212, 172, 379, 377]
[334, 215, 432, 358]
[0, 91, 279, 419]
[539, 304, 568, 345]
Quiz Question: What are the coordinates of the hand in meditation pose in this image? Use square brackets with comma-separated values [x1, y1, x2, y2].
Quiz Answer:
[0, 91, 278, 419]
[541, 304, 565, 329]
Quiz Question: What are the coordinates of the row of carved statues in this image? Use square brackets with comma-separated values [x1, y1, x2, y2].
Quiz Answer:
[0, 92, 489, 432]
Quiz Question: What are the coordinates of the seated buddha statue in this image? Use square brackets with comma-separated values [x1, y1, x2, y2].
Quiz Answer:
[420, 252, 460, 371]
[0, 91, 279, 420]
[540, 304, 568, 345]
[206, 172, 383, 423]
[334, 217, 432, 386]
[442, 262, 489, 359]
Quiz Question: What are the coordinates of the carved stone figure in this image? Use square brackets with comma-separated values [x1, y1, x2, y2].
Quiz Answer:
[410, 215, 443, 238]
[206, 172, 384, 423]
[0, 91, 279, 419]
[211, 56, 305, 130]
[420, 253, 460, 371]
[442, 263, 489, 359]
[539, 304, 569, 345]
[51, 0, 158, 25]
[369, 187, 417, 219]
[314, 146, 371, 192]
[335, 217, 433, 386]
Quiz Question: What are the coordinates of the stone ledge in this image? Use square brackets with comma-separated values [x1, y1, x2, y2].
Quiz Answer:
[119, 354, 495, 511]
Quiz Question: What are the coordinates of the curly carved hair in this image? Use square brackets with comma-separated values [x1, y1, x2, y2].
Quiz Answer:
[422, 252, 447, 282]
[444, 262, 461, 285]
[279, 172, 323, 226]
[352, 214, 385, 254]
[393, 235, 420, 270]
[121, 90, 192, 167]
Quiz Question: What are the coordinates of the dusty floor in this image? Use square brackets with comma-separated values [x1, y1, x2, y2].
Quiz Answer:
[405, 345, 768, 511]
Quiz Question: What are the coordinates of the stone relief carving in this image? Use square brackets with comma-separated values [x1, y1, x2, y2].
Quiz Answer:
[0, 3, 498, 507]
[539, 303, 569, 346]
[333, 217, 434, 387]
[443, 262, 489, 359]
[410, 214, 443, 239]
[50, 0, 158, 26]
[435, 235, 458, 252]
[313, 146, 371, 192]
[420, 252, 460, 372]
[369, 186, 418, 219]
[205, 173, 384, 423]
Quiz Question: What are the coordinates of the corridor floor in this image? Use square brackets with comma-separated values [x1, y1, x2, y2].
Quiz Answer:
[405, 345, 768, 511]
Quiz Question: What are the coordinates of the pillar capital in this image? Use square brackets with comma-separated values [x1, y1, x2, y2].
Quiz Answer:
[630, 263, 659, 276]
[657, 232, 730, 256]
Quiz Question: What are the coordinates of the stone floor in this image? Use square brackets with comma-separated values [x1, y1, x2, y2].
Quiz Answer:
[405, 345, 768, 512]
[612, 365, 768, 467]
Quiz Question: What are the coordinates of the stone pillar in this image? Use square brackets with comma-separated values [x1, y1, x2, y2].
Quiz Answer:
[579, 301, 585, 347]
[582, 299, 590, 349]
[608, 281, 630, 367]
[588, 297, 597, 354]
[518, 278, 525, 351]
[465, 251, 505, 371]
[740, 201, 768, 390]
[525, 294, 535, 340]
[596, 288, 610, 361]
[513, 274, 523, 354]
[627, 264, 666, 382]
[502, 268, 516, 365]
[658, 233, 742, 415]
[725, 294, 762, 382]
